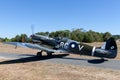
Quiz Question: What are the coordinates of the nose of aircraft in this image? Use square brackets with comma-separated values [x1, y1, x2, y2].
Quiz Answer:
[30, 34, 35, 38]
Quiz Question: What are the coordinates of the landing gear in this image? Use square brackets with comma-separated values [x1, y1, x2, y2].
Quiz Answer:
[101, 58, 108, 61]
[36, 51, 52, 57]
[101, 57, 107, 61]
[47, 52, 52, 56]
[37, 51, 42, 57]
[101, 58, 105, 61]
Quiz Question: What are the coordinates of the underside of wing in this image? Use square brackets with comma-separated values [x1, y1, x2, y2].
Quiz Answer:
[3, 42, 56, 53]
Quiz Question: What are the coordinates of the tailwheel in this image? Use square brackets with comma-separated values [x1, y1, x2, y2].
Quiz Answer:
[101, 57, 105, 61]
[101, 58, 108, 61]
[37, 51, 42, 57]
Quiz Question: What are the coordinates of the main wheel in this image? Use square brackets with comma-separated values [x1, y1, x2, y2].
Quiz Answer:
[37, 51, 42, 57]
[47, 52, 52, 56]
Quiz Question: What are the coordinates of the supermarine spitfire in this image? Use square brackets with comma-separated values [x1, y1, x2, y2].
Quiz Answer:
[5, 34, 118, 60]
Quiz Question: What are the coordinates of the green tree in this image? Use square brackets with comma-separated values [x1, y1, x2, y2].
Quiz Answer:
[21, 34, 28, 42]
[36, 32, 49, 36]
[11, 34, 28, 42]
[0, 37, 4, 42]
[4, 37, 11, 42]
[113, 35, 120, 40]
[11, 35, 21, 42]
[71, 29, 84, 42]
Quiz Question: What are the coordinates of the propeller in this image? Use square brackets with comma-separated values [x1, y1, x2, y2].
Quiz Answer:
[31, 24, 34, 35]
[21, 24, 35, 43]
[30, 24, 36, 43]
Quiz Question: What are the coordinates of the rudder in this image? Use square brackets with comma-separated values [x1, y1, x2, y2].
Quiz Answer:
[101, 37, 117, 58]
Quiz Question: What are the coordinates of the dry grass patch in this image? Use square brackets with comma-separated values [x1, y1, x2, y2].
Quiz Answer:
[0, 61, 120, 80]
[0, 43, 39, 54]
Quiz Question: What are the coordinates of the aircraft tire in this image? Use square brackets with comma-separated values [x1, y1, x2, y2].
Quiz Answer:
[37, 52, 42, 57]
[47, 52, 52, 56]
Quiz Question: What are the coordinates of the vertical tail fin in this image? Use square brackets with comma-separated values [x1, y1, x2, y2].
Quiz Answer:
[101, 37, 117, 58]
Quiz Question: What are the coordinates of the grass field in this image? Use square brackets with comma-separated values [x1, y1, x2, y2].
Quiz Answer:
[0, 42, 120, 80]
[0, 61, 120, 80]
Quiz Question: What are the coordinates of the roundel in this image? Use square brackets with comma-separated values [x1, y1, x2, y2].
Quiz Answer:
[69, 42, 79, 52]
[71, 44, 75, 48]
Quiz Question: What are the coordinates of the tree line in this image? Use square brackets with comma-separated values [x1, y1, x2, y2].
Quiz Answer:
[36, 29, 112, 43]
[0, 28, 116, 43]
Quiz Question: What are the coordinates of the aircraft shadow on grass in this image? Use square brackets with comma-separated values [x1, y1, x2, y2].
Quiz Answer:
[0, 54, 107, 65]
[62, 57, 108, 64]
[0, 54, 69, 65]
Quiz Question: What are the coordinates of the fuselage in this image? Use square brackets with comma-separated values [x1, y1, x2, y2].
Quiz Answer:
[31, 34, 117, 59]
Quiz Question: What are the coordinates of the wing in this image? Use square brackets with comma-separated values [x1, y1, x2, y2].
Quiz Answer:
[3, 42, 57, 53]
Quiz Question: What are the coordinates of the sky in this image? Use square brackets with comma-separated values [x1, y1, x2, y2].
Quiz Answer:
[0, 0, 120, 38]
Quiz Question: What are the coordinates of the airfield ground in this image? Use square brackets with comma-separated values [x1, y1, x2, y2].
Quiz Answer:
[0, 42, 120, 80]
